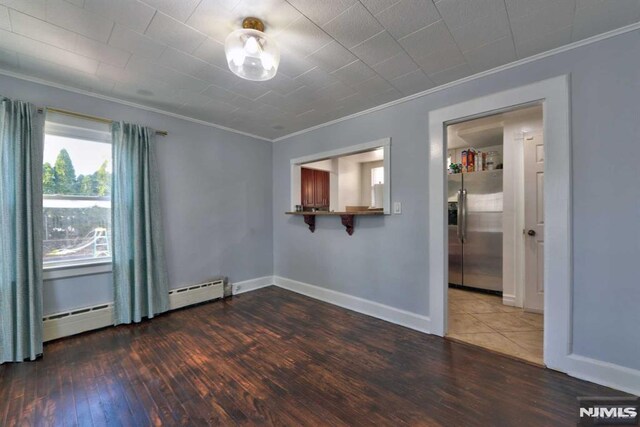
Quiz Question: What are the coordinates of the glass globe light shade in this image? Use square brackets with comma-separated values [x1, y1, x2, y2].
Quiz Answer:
[225, 28, 280, 81]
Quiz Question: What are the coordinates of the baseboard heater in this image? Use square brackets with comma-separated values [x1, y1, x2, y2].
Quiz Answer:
[168, 279, 224, 310]
[43, 303, 115, 342]
[43, 279, 225, 342]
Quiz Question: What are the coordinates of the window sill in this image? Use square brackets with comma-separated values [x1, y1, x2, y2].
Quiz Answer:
[43, 260, 112, 280]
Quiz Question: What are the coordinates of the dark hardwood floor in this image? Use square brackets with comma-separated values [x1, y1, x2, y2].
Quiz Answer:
[0, 287, 626, 426]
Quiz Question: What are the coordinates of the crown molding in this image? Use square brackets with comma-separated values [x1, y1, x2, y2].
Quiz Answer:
[1, 21, 638, 144]
[0, 69, 272, 142]
[272, 21, 640, 142]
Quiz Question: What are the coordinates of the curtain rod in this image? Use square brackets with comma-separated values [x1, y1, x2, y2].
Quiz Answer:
[37, 107, 168, 136]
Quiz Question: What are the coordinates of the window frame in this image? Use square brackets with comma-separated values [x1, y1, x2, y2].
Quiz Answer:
[42, 115, 113, 279]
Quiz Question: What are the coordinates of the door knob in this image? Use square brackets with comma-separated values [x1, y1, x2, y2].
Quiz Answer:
[527, 229, 536, 236]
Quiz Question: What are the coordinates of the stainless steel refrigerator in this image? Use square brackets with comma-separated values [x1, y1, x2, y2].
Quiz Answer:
[448, 170, 503, 292]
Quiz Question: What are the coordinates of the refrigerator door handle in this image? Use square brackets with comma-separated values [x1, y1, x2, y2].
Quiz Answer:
[461, 189, 468, 242]
[456, 189, 463, 242]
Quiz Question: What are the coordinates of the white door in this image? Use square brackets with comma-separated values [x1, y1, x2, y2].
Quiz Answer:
[524, 132, 544, 312]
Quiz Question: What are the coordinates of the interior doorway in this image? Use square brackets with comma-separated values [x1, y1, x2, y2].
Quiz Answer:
[428, 76, 572, 374]
[444, 105, 545, 366]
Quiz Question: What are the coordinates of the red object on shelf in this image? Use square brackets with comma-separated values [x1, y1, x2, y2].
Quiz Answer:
[467, 149, 475, 172]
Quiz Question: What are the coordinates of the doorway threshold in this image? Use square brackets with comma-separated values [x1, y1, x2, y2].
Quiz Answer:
[445, 335, 544, 368]
[446, 288, 544, 366]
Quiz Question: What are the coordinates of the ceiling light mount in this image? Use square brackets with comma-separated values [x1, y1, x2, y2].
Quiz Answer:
[225, 17, 279, 82]
[242, 17, 264, 32]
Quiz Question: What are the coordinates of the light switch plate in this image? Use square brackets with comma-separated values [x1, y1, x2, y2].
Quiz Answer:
[393, 202, 402, 214]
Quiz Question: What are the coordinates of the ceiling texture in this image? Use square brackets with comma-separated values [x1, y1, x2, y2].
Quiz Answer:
[0, 0, 638, 140]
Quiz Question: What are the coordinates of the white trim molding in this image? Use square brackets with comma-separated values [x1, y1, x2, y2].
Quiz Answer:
[268, 276, 639, 394]
[1, 22, 638, 144]
[428, 75, 572, 373]
[231, 276, 274, 295]
[502, 294, 516, 307]
[273, 22, 640, 142]
[566, 355, 640, 396]
[0, 69, 272, 142]
[43, 261, 112, 280]
[39, 273, 640, 394]
[274, 276, 431, 333]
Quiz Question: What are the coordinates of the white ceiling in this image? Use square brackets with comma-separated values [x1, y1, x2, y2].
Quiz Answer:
[447, 104, 542, 149]
[0, 0, 638, 140]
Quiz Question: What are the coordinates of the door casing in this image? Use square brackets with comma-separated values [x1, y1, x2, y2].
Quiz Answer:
[428, 76, 571, 372]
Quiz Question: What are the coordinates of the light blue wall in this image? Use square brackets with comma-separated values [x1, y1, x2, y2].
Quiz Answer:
[2, 29, 639, 372]
[0, 73, 273, 316]
[43, 273, 113, 315]
[273, 30, 640, 371]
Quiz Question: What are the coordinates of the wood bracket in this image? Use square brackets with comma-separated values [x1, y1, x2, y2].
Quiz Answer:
[340, 215, 355, 235]
[286, 211, 380, 235]
[303, 215, 316, 233]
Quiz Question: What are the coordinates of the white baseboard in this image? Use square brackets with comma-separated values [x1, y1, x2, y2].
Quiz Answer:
[232, 276, 274, 295]
[566, 354, 640, 396]
[502, 293, 516, 306]
[41, 273, 638, 396]
[273, 276, 431, 333]
[272, 276, 640, 395]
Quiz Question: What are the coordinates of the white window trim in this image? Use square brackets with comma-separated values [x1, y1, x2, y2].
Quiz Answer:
[289, 138, 391, 214]
[43, 260, 112, 280]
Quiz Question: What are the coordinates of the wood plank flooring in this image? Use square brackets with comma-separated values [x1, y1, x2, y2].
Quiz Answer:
[0, 286, 627, 426]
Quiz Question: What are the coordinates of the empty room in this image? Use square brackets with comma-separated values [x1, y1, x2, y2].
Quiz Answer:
[0, 0, 639, 425]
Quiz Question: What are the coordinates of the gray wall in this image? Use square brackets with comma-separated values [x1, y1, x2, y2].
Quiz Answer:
[273, 30, 640, 371]
[0, 73, 273, 316]
[43, 273, 113, 315]
[2, 29, 639, 372]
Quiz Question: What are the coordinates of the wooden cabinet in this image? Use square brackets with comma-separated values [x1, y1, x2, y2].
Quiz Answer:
[301, 168, 313, 206]
[301, 167, 329, 209]
[316, 170, 329, 207]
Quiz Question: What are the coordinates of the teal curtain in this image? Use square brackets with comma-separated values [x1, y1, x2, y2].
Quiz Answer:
[112, 121, 169, 324]
[0, 96, 44, 363]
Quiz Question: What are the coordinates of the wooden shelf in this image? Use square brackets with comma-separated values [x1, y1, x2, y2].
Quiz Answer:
[285, 211, 384, 235]
[449, 169, 503, 175]
[285, 211, 383, 216]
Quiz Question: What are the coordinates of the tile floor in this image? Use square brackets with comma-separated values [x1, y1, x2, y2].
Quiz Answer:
[446, 287, 544, 366]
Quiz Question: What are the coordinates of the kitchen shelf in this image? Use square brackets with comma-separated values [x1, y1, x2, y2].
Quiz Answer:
[285, 211, 384, 235]
[448, 168, 503, 175]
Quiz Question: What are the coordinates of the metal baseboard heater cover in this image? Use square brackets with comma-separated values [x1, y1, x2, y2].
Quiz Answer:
[43, 279, 225, 342]
[168, 279, 224, 310]
[43, 303, 115, 342]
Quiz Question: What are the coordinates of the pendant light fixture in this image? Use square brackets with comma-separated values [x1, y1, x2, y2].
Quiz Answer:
[225, 17, 280, 81]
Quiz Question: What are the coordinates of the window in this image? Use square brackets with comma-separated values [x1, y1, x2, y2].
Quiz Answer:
[371, 166, 384, 186]
[370, 166, 384, 208]
[43, 113, 112, 268]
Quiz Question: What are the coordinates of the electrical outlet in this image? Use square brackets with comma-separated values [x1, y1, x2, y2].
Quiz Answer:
[393, 202, 402, 214]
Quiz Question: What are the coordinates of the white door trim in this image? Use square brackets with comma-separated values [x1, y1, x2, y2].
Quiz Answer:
[428, 75, 572, 372]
